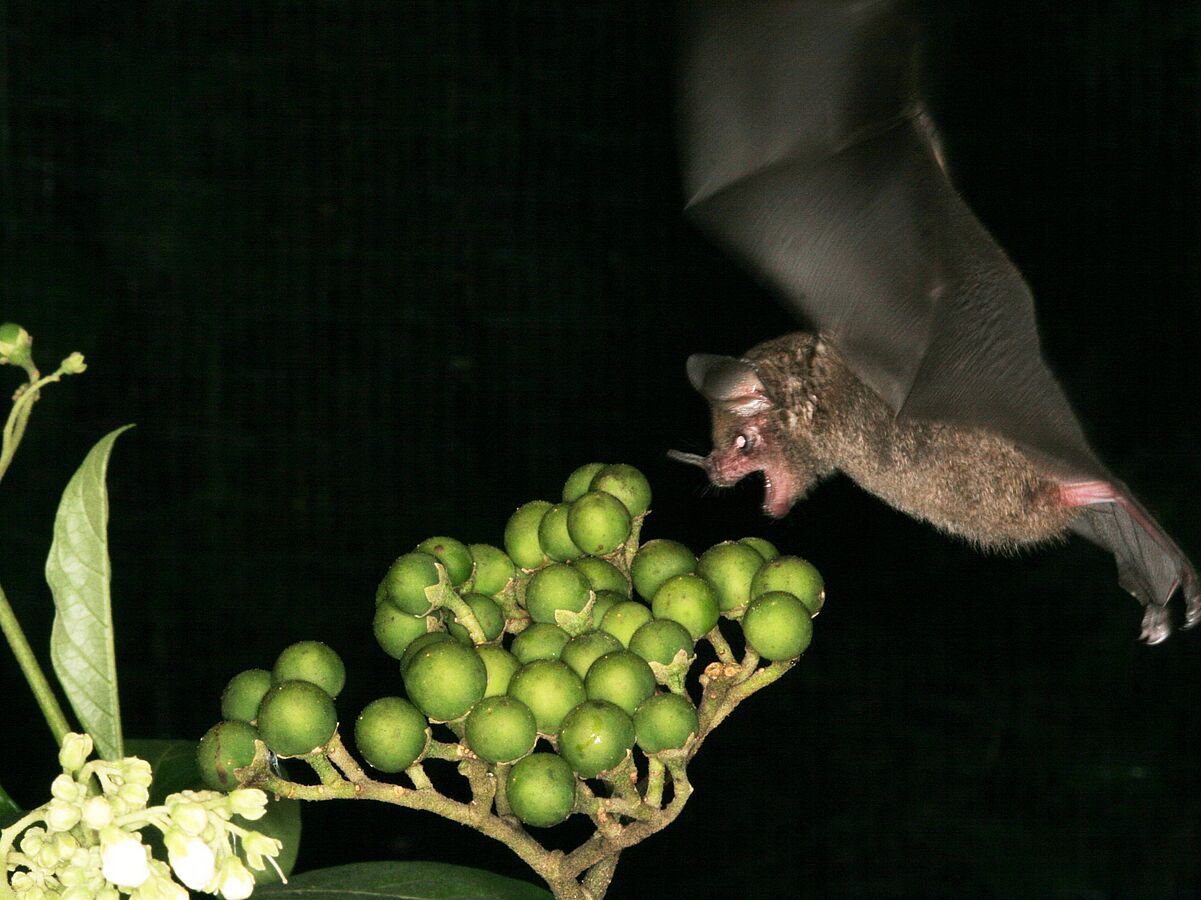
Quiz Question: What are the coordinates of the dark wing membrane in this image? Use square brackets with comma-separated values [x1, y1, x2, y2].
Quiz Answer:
[678, 0, 1103, 478]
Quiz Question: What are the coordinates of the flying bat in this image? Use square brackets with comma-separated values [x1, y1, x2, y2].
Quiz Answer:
[668, 0, 1198, 642]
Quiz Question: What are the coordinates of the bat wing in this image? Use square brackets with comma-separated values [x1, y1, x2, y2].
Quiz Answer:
[679, 0, 1199, 631]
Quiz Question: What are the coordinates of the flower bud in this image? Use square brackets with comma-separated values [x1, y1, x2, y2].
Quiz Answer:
[50, 772, 83, 802]
[45, 797, 82, 832]
[60, 351, 87, 375]
[0, 322, 33, 367]
[215, 857, 256, 900]
[121, 758, 154, 788]
[59, 732, 94, 773]
[82, 795, 115, 830]
[118, 781, 151, 810]
[227, 788, 268, 821]
[168, 799, 209, 836]
[242, 830, 283, 871]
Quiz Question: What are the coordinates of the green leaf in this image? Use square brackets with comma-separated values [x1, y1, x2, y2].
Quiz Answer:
[255, 861, 552, 899]
[127, 737, 302, 883]
[45, 425, 134, 760]
[0, 782, 23, 829]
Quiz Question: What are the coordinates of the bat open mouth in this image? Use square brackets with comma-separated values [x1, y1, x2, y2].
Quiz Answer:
[759, 468, 799, 519]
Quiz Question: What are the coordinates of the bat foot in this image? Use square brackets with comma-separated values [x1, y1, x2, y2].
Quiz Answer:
[1139, 605, 1171, 645]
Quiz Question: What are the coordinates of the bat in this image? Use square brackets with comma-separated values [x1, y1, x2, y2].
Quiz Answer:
[667, 0, 1198, 642]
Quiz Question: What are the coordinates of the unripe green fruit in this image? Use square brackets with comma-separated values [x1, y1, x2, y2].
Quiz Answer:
[634, 693, 699, 753]
[557, 700, 635, 778]
[504, 501, 553, 570]
[631, 539, 697, 602]
[272, 640, 346, 698]
[256, 680, 338, 757]
[377, 552, 441, 615]
[537, 503, 583, 562]
[400, 630, 454, 673]
[740, 536, 780, 562]
[510, 623, 571, 664]
[570, 557, 631, 597]
[651, 574, 720, 640]
[589, 463, 652, 517]
[743, 591, 814, 660]
[525, 563, 592, 624]
[197, 720, 259, 791]
[507, 659, 585, 735]
[567, 491, 631, 556]
[446, 593, 505, 644]
[464, 696, 537, 764]
[507, 752, 576, 828]
[584, 650, 656, 716]
[589, 590, 623, 628]
[468, 543, 516, 596]
[560, 630, 623, 679]
[221, 669, 273, 724]
[477, 646, 522, 697]
[403, 641, 487, 722]
[600, 601, 654, 647]
[750, 555, 824, 614]
[354, 697, 429, 773]
[373, 605, 433, 659]
[628, 619, 694, 666]
[415, 536, 473, 586]
[563, 462, 607, 503]
[697, 541, 765, 612]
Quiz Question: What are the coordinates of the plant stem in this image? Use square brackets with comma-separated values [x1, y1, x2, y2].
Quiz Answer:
[0, 583, 71, 746]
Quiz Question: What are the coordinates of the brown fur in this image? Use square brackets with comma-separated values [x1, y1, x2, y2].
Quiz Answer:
[743, 332, 1078, 551]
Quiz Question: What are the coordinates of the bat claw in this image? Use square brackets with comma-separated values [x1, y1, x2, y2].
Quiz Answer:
[1139, 604, 1171, 645]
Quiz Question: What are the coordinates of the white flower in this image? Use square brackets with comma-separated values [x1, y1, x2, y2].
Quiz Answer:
[165, 831, 216, 890]
[100, 829, 151, 888]
[214, 856, 256, 900]
[241, 831, 283, 871]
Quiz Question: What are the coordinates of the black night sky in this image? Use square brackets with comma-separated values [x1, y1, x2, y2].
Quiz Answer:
[2, 2, 1199, 897]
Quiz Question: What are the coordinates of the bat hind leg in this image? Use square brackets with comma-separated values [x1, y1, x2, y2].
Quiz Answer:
[1060, 479, 1200, 641]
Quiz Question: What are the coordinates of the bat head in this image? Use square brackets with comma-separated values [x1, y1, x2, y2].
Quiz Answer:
[670, 352, 825, 519]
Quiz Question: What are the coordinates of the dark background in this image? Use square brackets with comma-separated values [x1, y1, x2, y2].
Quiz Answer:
[3, 2, 1200, 897]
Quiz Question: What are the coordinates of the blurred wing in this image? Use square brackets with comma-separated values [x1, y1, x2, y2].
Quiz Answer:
[678, 0, 1102, 477]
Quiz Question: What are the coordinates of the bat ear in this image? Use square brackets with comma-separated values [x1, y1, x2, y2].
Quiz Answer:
[685, 354, 773, 414]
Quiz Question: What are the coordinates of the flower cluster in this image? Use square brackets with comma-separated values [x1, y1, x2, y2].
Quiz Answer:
[1, 733, 284, 899]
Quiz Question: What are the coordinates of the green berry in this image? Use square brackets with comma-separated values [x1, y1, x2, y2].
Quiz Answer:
[415, 536, 473, 586]
[468, 543, 516, 596]
[374, 606, 433, 659]
[584, 650, 656, 716]
[221, 669, 273, 724]
[354, 697, 429, 773]
[631, 539, 697, 602]
[464, 696, 537, 764]
[740, 536, 780, 561]
[589, 590, 624, 628]
[563, 462, 607, 503]
[697, 541, 765, 612]
[507, 752, 576, 828]
[477, 645, 522, 697]
[750, 555, 824, 614]
[629, 619, 694, 666]
[197, 720, 259, 791]
[510, 623, 571, 664]
[570, 557, 631, 597]
[525, 563, 592, 625]
[560, 630, 623, 679]
[403, 640, 487, 722]
[256, 680, 338, 757]
[651, 574, 720, 640]
[272, 641, 346, 698]
[743, 591, 813, 660]
[600, 600, 654, 647]
[634, 693, 699, 753]
[377, 552, 441, 615]
[504, 501, 553, 570]
[446, 593, 505, 644]
[537, 502, 583, 562]
[567, 491, 631, 556]
[589, 463, 652, 517]
[507, 660, 585, 735]
[558, 700, 635, 777]
[400, 631, 455, 673]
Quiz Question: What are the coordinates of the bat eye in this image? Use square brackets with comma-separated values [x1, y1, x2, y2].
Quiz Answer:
[734, 433, 754, 453]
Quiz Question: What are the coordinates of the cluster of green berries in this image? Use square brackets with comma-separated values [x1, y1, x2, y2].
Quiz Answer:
[200, 463, 822, 833]
[2, 733, 281, 899]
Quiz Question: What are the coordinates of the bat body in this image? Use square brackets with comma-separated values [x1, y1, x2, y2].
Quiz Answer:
[670, 1, 1198, 641]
